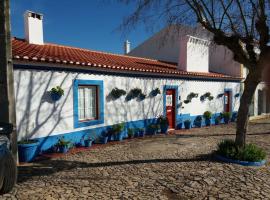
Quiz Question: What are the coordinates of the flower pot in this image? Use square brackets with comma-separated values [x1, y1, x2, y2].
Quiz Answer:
[59, 146, 69, 153]
[134, 131, 140, 137]
[18, 140, 39, 162]
[205, 119, 211, 126]
[139, 130, 145, 137]
[184, 121, 191, 129]
[100, 136, 108, 144]
[194, 121, 202, 128]
[176, 122, 182, 130]
[224, 118, 230, 124]
[215, 119, 220, 125]
[84, 139, 93, 148]
[51, 92, 62, 101]
[160, 125, 169, 134]
[114, 132, 124, 141]
[147, 127, 157, 135]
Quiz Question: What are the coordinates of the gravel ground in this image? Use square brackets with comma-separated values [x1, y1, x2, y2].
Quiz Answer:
[1, 118, 270, 200]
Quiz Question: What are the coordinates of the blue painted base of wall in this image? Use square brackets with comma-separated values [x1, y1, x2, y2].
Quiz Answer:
[30, 112, 237, 155]
[176, 112, 238, 129]
[34, 118, 157, 154]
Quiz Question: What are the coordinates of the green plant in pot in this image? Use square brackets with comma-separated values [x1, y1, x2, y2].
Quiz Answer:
[203, 111, 212, 126]
[112, 123, 125, 141]
[157, 115, 169, 134]
[127, 128, 134, 139]
[50, 86, 64, 101]
[55, 137, 72, 153]
[215, 116, 221, 125]
[18, 139, 39, 162]
[135, 128, 145, 137]
[147, 124, 159, 135]
[83, 133, 95, 148]
[194, 116, 202, 128]
[184, 119, 192, 129]
[222, 112, 231, 124]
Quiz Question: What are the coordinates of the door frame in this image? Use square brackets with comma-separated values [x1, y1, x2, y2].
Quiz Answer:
[163, 85, 178, 129]
[224, 88, 233, 113]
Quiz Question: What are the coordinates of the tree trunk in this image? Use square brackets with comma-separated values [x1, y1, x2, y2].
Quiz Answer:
[0, 0, 17, 161]
[235, 69, 261, 148]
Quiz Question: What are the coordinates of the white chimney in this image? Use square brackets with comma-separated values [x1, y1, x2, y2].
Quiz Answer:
[178, 35, 210, 73]
[124, 40, 131, 54]
[24, 10, 44, 45]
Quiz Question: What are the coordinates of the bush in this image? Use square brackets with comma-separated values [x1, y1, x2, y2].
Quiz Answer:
[203, 111, 212, 120]
[216, 139, 266, 162]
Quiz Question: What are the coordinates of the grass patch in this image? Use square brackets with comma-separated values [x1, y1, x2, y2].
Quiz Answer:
[216, 139, 267, 162]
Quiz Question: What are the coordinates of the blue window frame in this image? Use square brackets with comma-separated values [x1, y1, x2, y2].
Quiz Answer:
[73, 79, 104, 128]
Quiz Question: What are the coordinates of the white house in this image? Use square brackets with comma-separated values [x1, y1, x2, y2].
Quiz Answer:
[128, 25, 270, 119]
[12, 11, 241, 153]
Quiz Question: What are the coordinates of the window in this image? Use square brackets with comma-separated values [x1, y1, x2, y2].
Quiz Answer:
[74, 79, 104, 128]
[78, 86, 97, 121]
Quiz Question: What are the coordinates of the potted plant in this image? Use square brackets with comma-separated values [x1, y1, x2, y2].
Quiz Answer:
[112, 123, 125, 141]
[194, 116, 202, 128]
[83, 133, 94, 148]
[223, 112, 231, 124]
[203, 111, 212, 126]
[18, 139, 39, 162]
[147, 124, 158, 135]
[215, 116, 221, 125]
[95, 131, 109, 144]
[50, 86, 64, 101]
[55, 137, 72, 153]
[184, 119, 192, 129]
[157, 115, 169, 134]
[127, 128, 134, 139]
[135, 128, 145, 137]
[231, 112, 238, 122]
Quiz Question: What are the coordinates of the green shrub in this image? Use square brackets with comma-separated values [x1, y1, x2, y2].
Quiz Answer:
[128, 128, 134, 138]
[216, 139, 266, 162]
[112, 123, 125, 135]
[203, 111, 212, 120]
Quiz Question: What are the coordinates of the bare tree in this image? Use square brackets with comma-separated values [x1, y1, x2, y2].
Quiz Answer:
[118, 0, 270, 148]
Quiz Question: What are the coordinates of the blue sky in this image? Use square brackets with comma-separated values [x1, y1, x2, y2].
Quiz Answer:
[10, 0, 161, 54]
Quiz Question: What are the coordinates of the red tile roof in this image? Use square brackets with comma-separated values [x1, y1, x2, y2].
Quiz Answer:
[12, 38, 241, 80]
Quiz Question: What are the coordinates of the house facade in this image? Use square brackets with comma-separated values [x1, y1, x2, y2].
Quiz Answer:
[12, 11, 241, 153]
[128, 25, 270, 119]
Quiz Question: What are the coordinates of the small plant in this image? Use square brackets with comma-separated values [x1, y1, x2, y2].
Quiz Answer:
[138, 93, 146, 100]
[157, 115, 169, 126]
[222, 112, 231, 123]
[112, 123, 125, 135]
[51, 86, 64, 96]
[194, 116, 202, 127]
[200, 92, 214, 102]
[109, 88, 126, 99]
[183, 99, 191, 104]
[184, 119, 191, 129]
[126, 88, 143, 101]
[215, 116, 221, 125]
[150, 88, 161, 97]
[203, 111, 212, 120]
[216, 139, 267, 162]
[127, 128, 134, 138]
[55, 137, 71, 148]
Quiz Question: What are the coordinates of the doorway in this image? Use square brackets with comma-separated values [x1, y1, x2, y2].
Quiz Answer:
[224, 90, 232, 112]
[165, 89, 176, 129]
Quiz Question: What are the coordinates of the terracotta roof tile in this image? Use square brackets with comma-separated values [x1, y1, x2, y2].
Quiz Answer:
[12, 38, 241, 80]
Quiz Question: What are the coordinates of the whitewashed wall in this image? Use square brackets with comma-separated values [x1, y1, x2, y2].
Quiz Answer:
[14, 68, 240, 140]
[128, 25, 241, 77]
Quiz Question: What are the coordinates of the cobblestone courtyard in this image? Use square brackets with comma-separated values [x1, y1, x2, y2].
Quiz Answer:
[2, 119, 270, 200]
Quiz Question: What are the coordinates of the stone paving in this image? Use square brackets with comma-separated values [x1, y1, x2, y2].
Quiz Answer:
[2, 119, 270, 200]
